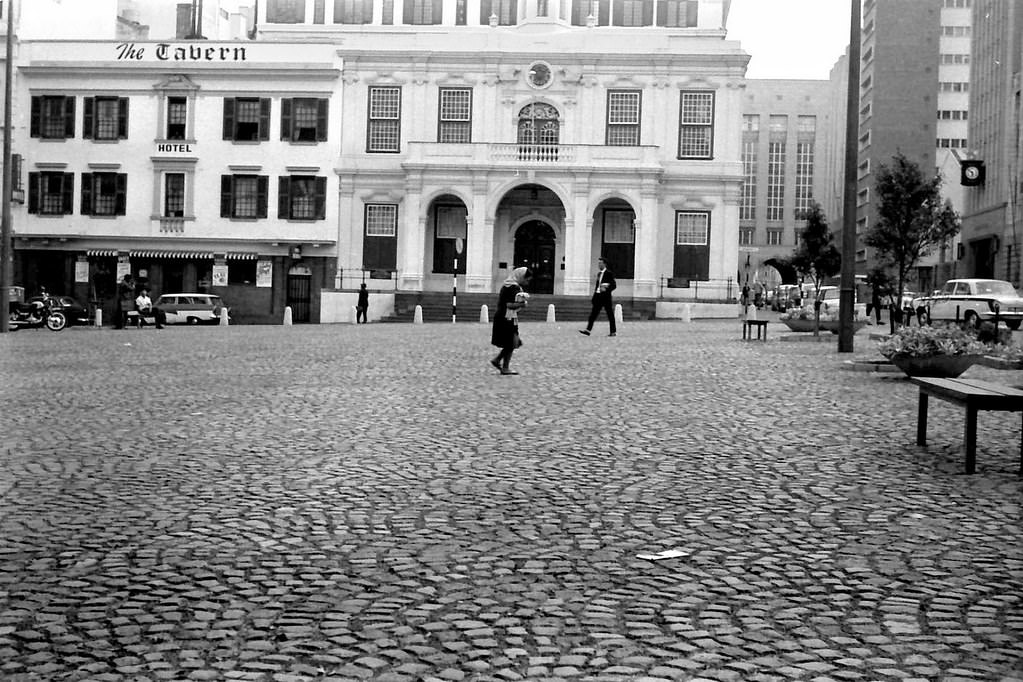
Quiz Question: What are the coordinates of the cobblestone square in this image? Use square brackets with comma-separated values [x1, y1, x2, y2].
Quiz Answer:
[1, 321, 1021, 681]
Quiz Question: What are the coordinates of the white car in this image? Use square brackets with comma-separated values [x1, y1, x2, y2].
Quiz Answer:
[914, 279, 1023, 330]
[155, 293, 229, 325]
[817, 286, 867, 318]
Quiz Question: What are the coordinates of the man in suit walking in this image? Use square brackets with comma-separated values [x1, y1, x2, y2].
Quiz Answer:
[579, 256, 617, 337]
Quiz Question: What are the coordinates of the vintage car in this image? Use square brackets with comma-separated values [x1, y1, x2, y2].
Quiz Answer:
[913, 278, 1023, 330]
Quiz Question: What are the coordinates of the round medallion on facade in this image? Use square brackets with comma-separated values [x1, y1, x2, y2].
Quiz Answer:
[527, 62, 553, 89]
[964, 165, 980, 181]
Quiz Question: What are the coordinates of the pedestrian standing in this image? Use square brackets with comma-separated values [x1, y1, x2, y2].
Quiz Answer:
[356, 283, 369, 324]
[579, 256, 617, 337]
[116, 274, 135, 329]
[490, 267, 532, 375]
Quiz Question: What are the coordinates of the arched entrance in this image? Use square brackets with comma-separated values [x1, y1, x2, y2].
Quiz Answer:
[514, 221, 556, 294]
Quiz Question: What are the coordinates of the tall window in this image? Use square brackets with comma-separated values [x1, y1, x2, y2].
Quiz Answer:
[438, 88, 472, 143]
[767, 115, 787, 221]
[517, 103, 560, 160]
[167, 97, 187, 140]
[740, 115, 758, 221]
[739, 228, 754, 246]
[657, 0, 697, 26]
[364, 203, 398, 271]
[278, 176, 327, 220]
[612, 0, 651, 26]
[223, 97, 270, 141]
[766, 229, 783, 246]
[221, 175, 269, 219]
[673, 211, 710, 280]
[164, 173, 185, 218]
[602, 209, 635, 279]
[84, 97, 129, 141]
[30, 96, 75, 139]
[404, 0, 442, 24]
[267, 0, 306, 22]
[81, 172, 127, 216]
[368, 87, 401, 153]
[334, 0, 372, 22]
[433, 204, 468, 274]
[678, 91, 714, 159]
[606, 90, 641, 146]
[481, 0, 517, 24]
[794, 115, 815, 219]
[281, 98, 329, 142]
[27, 172, 73, 215]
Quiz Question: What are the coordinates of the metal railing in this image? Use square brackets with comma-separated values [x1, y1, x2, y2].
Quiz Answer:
[659, 276, 735, 302]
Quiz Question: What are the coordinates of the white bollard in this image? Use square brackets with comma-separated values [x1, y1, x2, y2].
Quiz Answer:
[413, 305, 423, 324]
[283, 306, 293, 326]
[546, 304, 556, 323]
[219, 308, 230, 326]
[682, 303, 692, 323]
[614, 303, 623, 325]
[352, 305, 359, 324]
[480, 304, 489, 323]
[94, 308, 103, 328]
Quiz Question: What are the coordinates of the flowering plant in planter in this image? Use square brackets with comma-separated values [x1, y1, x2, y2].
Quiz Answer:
[877, 324, 988, 359]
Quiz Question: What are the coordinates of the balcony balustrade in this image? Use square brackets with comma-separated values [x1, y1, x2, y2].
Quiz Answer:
[402, 142, 663, 171]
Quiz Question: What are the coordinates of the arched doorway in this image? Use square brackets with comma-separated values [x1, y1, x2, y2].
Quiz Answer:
[514, 221, 556, 294]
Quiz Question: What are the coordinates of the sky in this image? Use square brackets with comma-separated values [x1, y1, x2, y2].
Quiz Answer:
[726, 0, 853, 80]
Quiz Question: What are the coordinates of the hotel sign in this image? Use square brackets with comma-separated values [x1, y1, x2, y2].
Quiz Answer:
[116, 42, 248, 62]
[156, 143, 194, 154]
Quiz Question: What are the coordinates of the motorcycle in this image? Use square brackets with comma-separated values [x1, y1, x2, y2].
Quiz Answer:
[8, 294, 69, 331]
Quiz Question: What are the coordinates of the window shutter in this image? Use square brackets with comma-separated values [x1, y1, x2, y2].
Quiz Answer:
[280, 98, 292, 140]
[115, 174, 127, 215]
[259, 98, 271, 140]
[432, 0, 443, 21]
[117, 98, 129, 139]
[480, 0, 492, 23]
[314, 177, 327, 219]
[316, 99, 329, 141]
[220, 175, 233, 217]
[257, 176, 269, 218]
[598, 0, 609, 24]
[81, 173, 93, 214]
[83, 97, 94, 139]
[685, 0, 697, 26]
[403, 0, 414, 22]
[655, 0, 666, 25]
[612, 0, 622, 25]
[278, 177, 291, 219]
[223, 98, 235, 140]
[30, 97, 40, 137]
[61, 173, 74, 214]
[28, 173, 39, 213]
[64, 97, 76, 138]
[363, 0, 374, 21]
[642, 0, 652, 25]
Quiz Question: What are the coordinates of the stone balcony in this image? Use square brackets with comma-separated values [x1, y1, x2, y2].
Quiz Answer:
[401, 142, 665, 173]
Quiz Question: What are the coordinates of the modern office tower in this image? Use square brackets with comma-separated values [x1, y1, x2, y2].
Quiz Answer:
[739, 79, 838, 289]
[960, 0, 1022, 284]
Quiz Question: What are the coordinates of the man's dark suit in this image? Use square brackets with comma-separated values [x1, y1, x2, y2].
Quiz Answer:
[584, 268, 617, 334]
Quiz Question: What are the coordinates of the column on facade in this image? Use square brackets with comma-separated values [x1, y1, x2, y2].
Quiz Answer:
[563, 181, 592, 296]
[400, 177, 425, 290]
[466, 177, 494, 292]
[632, 183, 660, 298]
[719, 186, 741, 299]
[335, 173, 356, 288]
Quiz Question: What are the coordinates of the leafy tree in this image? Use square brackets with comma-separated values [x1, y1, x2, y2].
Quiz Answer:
[864, 152, 960, 326]
[790, 203, 841, 335]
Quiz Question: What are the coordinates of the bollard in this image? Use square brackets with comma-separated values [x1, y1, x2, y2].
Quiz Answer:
[614, 303, 623, 325]
[219, 308, 230, 326]
[283, 306, 293, 326]
[681, 303, 692, 323]
[546, 303, 556, 323]
[352, 305, 359, 324]
[94, 308, 103, 328]
[413, 305, 423, 324]
[480, 304, 489, 324]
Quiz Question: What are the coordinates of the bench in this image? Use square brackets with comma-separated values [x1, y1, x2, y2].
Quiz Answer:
[911, 377, 1023, 475]
[742, 319, 768, 341]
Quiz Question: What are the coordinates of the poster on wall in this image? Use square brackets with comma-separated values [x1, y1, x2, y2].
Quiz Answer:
[116, 260, 131, 282]
[75, 259, 89, 283]
[212, 264, 228, 287]
[256, 260, 273, 288]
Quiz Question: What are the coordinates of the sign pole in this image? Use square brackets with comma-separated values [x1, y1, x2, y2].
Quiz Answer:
[452, 238, 463, 324]
[0, 5, 14, 333]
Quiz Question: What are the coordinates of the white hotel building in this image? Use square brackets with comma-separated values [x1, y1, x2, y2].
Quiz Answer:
[8, 0, 749, 322]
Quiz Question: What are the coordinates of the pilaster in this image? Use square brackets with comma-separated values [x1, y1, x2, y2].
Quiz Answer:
[466, 178, 493, 292]
[399, 179, 424, 290]
[633, 185, 660, 298]
[564, 183, 592, 296]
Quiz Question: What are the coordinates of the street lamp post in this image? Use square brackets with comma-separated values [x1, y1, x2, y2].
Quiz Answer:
[838, 0, 862, 352]
[0, 3, 15, 334]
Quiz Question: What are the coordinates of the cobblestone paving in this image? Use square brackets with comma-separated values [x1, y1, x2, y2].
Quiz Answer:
[0, 320, 1021, 682]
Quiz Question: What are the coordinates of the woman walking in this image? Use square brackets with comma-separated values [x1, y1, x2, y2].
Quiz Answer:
[490, 267, 532, 375]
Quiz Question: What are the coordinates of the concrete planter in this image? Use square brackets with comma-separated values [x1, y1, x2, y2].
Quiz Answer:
[888, 353, 980, 378]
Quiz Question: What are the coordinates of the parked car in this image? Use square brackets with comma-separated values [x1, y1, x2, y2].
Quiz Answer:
[771, 284, 799, 312]
[913, 278, 1023, 329]
[154, 293, 229, 325]
[816, 286, 868, 319]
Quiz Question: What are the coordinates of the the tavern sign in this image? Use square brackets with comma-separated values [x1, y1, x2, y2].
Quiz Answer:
[116, 43, 248, 62]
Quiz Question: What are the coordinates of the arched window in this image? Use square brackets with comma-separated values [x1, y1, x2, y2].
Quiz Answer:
[517, 103, 559, 161]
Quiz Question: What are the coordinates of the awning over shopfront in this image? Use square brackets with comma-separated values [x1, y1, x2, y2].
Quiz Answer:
[86, 249, 260, 259]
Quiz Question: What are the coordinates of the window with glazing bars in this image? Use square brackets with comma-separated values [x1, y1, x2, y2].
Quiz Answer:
[794, 142, 814, 219]
[335, 0, 372, 22]
[438, 88, 472, 143]
[167, 97, 187, 139]
[614, 0, 649, 25]
[678, 91, 713, 159]
[31, 96, 75, 139]
[481, 0, 517, 24]
[658, 0, 697, 27]
[675, 212, 708, 245]
[82, 172, 126, 216]
[767, 141, 785, 221]
[368, 87, 401, 152]
[606, 90, 640, 146]
[165, 173, 185, 217]
[740, 138, 757, 221]
[85, 97, 128, 140]
[366, 204, 397, 236]
[405, 0, 441, 23]
[267, 0, 305, 22]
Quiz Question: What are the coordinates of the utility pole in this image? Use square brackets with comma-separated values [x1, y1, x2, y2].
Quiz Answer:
[838, 0, 862, 352]
[0, 1, 15, 334]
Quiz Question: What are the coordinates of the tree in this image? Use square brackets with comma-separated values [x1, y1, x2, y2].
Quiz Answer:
[790, 203, 841, 335]
[865, 152, 960, 326]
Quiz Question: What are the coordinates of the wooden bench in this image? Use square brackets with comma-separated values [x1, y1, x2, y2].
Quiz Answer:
[911, 377, 1023, 475]
[742, 319, 768, 341]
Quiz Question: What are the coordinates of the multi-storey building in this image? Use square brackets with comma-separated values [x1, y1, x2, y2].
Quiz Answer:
[960, 0, 1022, 284]
[6, 0, 750, 322]
[738, 79, 838, 289]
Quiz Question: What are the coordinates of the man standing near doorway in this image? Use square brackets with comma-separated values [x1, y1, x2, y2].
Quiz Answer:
[579, 256, 617, 337]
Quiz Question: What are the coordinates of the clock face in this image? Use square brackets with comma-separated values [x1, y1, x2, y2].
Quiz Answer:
[964, 166, 979, 180]
[528, 62, 552, 89]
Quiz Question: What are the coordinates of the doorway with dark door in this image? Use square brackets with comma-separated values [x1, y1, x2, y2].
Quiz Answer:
[513, 220, 556, 294]
[286, 264, 312, 323]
